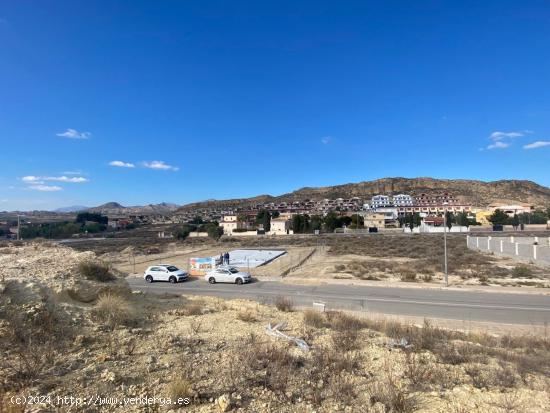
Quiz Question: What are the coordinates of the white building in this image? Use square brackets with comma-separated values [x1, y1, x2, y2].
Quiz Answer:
[270, 218, 292, 235]
[371, 195, 391, 208]
[220, 215, 241, 235]
[392, 194, 413, 206]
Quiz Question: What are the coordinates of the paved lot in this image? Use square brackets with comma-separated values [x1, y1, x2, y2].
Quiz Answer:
[128, 277, 550, 325]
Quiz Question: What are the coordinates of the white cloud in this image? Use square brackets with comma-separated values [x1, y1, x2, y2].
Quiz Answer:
[321, 136, 332, 145]
[22, 175, 89, 183]
[523, 141, 550, 150]
[56, 128, 91, 139]
[22, 176, 42, 183]
[62, 170, 84, 175]
[29, 185, 62, 192]
[109, 160, 135, 168]
[489, 130, 532, 141]
[487, 141, 510, 150]
[142, 160, 179, 171]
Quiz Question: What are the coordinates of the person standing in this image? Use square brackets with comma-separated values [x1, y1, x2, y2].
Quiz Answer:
[226, 251, 230, 265]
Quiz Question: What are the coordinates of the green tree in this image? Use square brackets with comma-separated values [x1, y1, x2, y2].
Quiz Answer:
[76, 212, 108, 225]
[292, 214, 311, 233]
[455, 212, 471, 227]
[310, 215, 323, 232]
[350, 214, 364, 229]
[511, 214, 520, 229]
[323, 212, 339, 232]
[488, 209, 510, 226]
[190, 216, 204, 225]
[445, 211, 454, 230]
[271, 211, 280, 219]
[174, 225, 191, 240]
[205, 223, 223, 240]
[256, 209, 271, 232]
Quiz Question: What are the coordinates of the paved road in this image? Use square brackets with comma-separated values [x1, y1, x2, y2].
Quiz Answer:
[128, 277, 550, 325]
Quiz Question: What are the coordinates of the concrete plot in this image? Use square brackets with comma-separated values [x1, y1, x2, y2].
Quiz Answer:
[216, 249, 287, 268]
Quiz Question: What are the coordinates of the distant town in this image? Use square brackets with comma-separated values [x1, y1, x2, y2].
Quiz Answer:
[1, 192, 548, 240]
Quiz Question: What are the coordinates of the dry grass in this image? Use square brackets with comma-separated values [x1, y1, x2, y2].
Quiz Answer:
[274, 296, 294, 312]
[183, 302, 203, 316]
[0, 299, 73, 391]
[327, 234, 513, 279]
[237, 310, 257, 322]
[92, 293, 133, 330]
[166, 375, 193, 400]
[78, 260, 115, 282]
[303, 309, 326, 328]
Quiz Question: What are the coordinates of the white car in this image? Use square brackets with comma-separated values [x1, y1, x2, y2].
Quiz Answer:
[144, 264, 189, 283]
[204, 266, 251, 285]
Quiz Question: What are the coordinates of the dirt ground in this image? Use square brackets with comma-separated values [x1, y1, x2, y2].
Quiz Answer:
[75, 233, 550, 289]
[1, 242, 550, 413]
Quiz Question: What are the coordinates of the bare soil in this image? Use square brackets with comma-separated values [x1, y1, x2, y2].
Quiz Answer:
[1, 242, 550, 412]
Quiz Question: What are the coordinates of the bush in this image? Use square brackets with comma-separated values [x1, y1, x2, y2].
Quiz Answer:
[331, 330, 361, 351]
[174, 225, 191, 241]
[237, 310, 257, 322]
[166, 375, 193, 400]
[304, 309, 326, 328]
[512, 265, 533, 278]
[326, 311, 366, 331]
[205, 223, 224, 240]
[183, 302, 203, 316]
[92, 293, 133, 329]
[78, 260, 115, 282]
[274, 296, 294, 312]
[399, 269, 417, 282]
[369, 372, 420, 413]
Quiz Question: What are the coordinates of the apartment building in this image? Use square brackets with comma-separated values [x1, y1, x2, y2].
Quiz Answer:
[370, 195, 391, 208]
[361, 212, 386, 228]
[392, 194, 414, 206]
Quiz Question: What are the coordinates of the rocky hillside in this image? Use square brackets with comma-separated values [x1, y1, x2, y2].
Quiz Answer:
[177, 178, 550, 211]
[87, 202, 180, 215]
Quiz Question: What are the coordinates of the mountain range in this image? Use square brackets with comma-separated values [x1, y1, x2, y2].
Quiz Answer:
[176, 177, 550, 211]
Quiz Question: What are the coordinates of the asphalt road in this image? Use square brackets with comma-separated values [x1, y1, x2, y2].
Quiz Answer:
[128, 277, 550, 325]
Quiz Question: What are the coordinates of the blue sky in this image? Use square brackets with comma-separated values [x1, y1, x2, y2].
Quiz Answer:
[1, 1, 550, 210]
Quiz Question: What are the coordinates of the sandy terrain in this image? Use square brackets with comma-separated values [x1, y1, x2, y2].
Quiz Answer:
[1, 241, 550, 413]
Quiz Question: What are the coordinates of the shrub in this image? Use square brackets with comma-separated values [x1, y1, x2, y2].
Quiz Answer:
[512, 265, 533, 278]
[326, 311, 366, 331]
[243, 344, 301, 394]
[166, 375, 193, 400]
[206, 223, 224, 240]
[92, 293, 133, 329]
[403, 352, 434, 389]
[184, 302, 203, 316]
[331, 330, 361, 351]
[369, 371, 420, 413]
[327, 375, 356, 405]
[304, 309, 326, 328]
[399, 269, 417, 282]
[174, 226, 191, 241]
[421, 273, 433, 282]
[274, 296, 294, 312]
[237, 310, 257, 323]
[78, 260, 115, 282]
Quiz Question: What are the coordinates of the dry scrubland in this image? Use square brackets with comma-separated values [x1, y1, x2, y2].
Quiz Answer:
[74, 233, 550, 288]
[1, 242, 550, 412]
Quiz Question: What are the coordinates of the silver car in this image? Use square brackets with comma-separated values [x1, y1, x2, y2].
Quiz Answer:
[204, 266, 251, 285]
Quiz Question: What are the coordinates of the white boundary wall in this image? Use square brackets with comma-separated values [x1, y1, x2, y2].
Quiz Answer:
[467, 235, 550, 266]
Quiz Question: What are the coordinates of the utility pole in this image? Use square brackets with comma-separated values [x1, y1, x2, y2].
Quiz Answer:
[443, 202, 448, 287]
